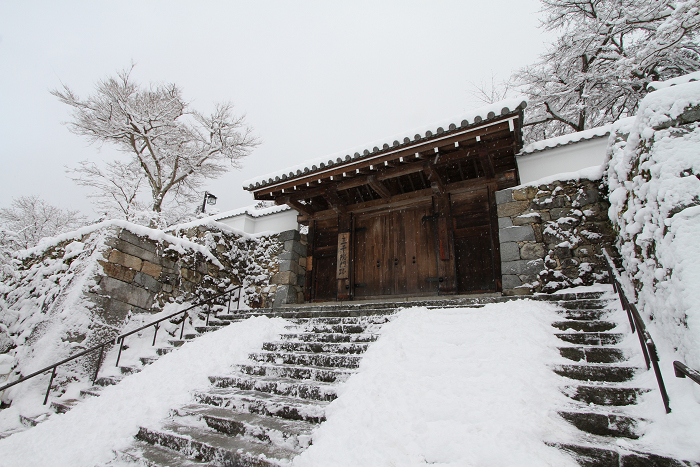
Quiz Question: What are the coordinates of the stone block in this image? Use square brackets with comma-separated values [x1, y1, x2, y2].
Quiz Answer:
[502, 274, 522, 289]
[278, 230, 301, 243]
[499, 225, 535, 243]
[550, 208, 575, 221]
[99, 260, 137, 283]
[278, 250, 301, 262]
[495, 189, 513, 205]
[181, 268, 202, 283]
[512, 186, 537, 201]
[532, 224, 543, 243]
[271, 270, 296, 285]
[573, 189, 599, 207]
[99, 276, 154, 310]
[561, 258, 580, 269]
[141, 261, 163, 278]
[298, 256, 306, 269]
[503, 286, 534, 296]
[498, 217, 513, 229]
[119, 229, 158, 253]
[520, 243, 546, 260]
[134, 271, 162, 292]
[195, 261, 209, 275]
[273, 284, 299, 307]
[287, 241, 308, 257]
[161, 258, 178, 271]
[513, 212, 541, 226]
[531, 196, 566, 210]
[297, 273, 306, 287]
[502, 259, 544, 275]
[109, 250, 143, 271]
[279, 260, 303, 275]
[554, 246, 573, 259]
[500, 242, 521, 262]
[497, 201, 529, 218]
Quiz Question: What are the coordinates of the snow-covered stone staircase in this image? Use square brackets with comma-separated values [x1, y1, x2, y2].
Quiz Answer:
[113, 306, 395, 466]
[546, 292, 698, 466]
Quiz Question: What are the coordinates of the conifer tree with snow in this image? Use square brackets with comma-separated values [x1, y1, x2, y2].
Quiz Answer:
[52, 66, 259, 227]
[516, 0, 700, 141]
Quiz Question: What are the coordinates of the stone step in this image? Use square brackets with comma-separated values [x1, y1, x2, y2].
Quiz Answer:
[558, 410, 642, 439]
[304, 324, 369, 334]
[249, 351, 362, 369]
[174, 404, 314, 450]
[19, 413, 50, 427]
[296, 315, 392, 325]
[50, 398, 80, 414]
[168, 339, 187, 348]
[194, 326, 226, 334]
[563, 384, 651, 406]
[556, 299, 611, 310]
[262, 340, 369, 355]
[554, 364, 639, 382]
[279, 332, 378, 343]
[234, 362, 354, 384]
[555, 332, 625, 346]
[136, 423, 296, 466]
[558, 346, 627, 364]
[156, 347, 174, 356]
[117, 439, 209, 466]
[140, 356, 159, 366]
[192, 388, 328, 423]
[557, 309, 612, 321]
[80, 386, 103, 398]
[120, 365, 142, 376]
[95, 375, 123, 387]
[552, 442, 700, 467]
[209, 374, 337, 402]
[534, 291, 607, 301]
[552, 320, 617, 332]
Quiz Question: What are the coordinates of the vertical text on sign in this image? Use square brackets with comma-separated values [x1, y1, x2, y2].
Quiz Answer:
[337, 232, 350, 279]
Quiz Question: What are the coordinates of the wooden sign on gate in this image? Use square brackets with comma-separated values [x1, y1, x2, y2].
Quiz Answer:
[336, 232, 350, 279]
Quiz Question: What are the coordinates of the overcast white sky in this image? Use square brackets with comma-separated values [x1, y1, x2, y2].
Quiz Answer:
[0, 1, 551, 218]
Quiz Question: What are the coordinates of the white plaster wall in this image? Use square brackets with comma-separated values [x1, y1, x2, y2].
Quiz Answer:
[217, 209, 299, 234]
[516, 137, 609, 185]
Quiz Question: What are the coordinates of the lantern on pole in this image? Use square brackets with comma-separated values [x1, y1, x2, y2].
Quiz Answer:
[201, 191, 218, 213]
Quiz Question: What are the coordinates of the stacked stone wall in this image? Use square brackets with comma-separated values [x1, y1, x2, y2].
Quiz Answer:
[496, 179, 615, 295]
[271, 230, 308, 307]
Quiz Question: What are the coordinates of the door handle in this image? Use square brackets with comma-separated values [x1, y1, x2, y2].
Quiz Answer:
[394, 258, 398, 266]
[377, 260, 380, 268]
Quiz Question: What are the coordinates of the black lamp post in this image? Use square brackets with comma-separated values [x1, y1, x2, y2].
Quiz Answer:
[201, 191, 218, 213]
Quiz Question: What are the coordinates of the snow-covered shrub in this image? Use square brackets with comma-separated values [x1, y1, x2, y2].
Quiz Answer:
[605, 80, 700, 369]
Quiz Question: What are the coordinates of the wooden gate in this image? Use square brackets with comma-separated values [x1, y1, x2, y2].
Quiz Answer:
[353, 204, 439, 298]
[451, 187, 501, 293]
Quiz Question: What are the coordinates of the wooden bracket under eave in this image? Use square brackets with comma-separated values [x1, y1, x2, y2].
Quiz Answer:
[423, 162, 445, 195]
[277, 196, 315, 217]
[367, 175, 392, 199]
[323, 187, 347, 214]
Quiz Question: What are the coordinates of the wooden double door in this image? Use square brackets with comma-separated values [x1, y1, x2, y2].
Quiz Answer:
[353, 204, 439, 298]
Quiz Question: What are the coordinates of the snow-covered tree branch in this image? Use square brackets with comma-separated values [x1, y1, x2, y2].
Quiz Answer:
[52, 66, 260, 226]
[515, 0, 700, 141]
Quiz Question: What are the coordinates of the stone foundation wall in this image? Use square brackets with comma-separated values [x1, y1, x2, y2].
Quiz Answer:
[271, 230, 307, 307]
[496, 179, 615, 295]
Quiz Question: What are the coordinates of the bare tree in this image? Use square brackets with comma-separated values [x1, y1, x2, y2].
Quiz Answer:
[67, 160, 146, 222]
[52, 66, 259, 226]
[0, 196, 86, 250]
[469, 73, 511, 105]
[515, 0, 700, 141]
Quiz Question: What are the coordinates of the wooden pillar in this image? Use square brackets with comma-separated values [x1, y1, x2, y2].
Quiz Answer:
[434, 195, 457, 294]
[336, 213, 352, 300]
[304, 221, 315, 302]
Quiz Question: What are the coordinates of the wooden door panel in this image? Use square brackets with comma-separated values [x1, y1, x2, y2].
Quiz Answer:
[315, 254, 338, 300]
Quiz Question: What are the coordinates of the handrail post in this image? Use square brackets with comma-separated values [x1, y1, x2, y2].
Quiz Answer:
[152, 323, 159, 347]
[179, 312, 186, 340]
[648, 342, 671, 413]
[115, 336, 124, 367]
[237, 286, 242, 310]
[227, 289, 232, 314]
[43, 367, 57, 406]
[93, 345, 104, 385]
[205, 307, 210, 327]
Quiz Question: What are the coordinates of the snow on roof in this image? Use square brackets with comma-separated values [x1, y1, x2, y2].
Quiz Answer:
[212, 204, 290, 220]
[242, 98, 527, 191]
[520, 125, 612, 155]
[648, 71, 700, 92]
[513, 164, 606, 189]
[167, 204, 292, 238]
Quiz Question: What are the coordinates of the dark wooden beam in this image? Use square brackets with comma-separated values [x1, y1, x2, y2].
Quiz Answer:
[424, 162, 445, 195]
[277, 196, 314, 217]
[323, 187, 346, 214]
[367, 175, 391, 199]
[478, 147, 496, 178]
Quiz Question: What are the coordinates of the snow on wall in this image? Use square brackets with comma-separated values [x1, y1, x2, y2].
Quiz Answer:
[605, 79, 700, 371]
[517, 133, 610, 185]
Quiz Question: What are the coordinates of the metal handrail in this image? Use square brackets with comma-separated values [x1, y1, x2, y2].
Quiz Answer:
[603, 248, 671, 413]
[673, 361, 700, 386]
[0, 285, 243, 404]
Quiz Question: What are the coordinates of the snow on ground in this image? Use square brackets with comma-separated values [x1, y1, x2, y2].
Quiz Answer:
[0, 316, 288, 467]
[293, 300, 579, 467]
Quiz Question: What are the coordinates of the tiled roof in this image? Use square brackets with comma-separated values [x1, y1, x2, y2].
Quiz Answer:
[243, 98, 527, 191]
[648, 71, 700, 91]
